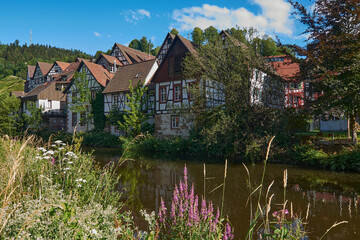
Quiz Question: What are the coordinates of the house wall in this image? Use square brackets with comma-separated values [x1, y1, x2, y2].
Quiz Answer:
[48, 63, 63, 77]
[154, 114, 193, 138]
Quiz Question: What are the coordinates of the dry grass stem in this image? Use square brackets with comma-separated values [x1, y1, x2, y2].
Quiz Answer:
[319, 221, 348, 240]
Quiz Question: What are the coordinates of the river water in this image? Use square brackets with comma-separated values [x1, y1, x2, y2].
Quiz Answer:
[93, 150, 360, 240]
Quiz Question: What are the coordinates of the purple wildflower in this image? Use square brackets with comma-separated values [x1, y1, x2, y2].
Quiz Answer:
[201, 198, 207, 220]
[170, 202, 176, 220]
[194, 195, 199, 223]
[173, 185, 179, 205]
[179, 201, 184, 218]
[159, 197, 166, 223]
[184, 164, 188, 194]
[214, 207, 220, 225]
[208, 201, 214, 218]
[51, 157, 56, 166]
[223, 222, 234, 240]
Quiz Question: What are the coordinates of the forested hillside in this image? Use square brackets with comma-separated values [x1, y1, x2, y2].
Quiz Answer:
[0, 40, 92, 81]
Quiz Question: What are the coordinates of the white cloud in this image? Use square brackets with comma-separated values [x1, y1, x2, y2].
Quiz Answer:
[172, 2, 294, 36]
[94, 32, 102, 37]
[121, 9, 151, 24]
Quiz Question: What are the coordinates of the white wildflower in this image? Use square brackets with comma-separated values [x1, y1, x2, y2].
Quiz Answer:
[58, 147, 65, 150]
[44, 150, 54, 155]
[63, 167, 71, 171]
[65, 151, 74, 156]
[55, 140, 63, 144]
[75, 179, 83, 182]
[91, 229, 97, 235]
[62, 143, 66, 146]
[82, 180, 87, 183]
[36, 156, 42, 160]
[43, 156, 50, 160]
[67, 161, 73, 164]
[51, 144, 56, 147]
[62, 158, 69, 161]
[77, 184, 82, 188]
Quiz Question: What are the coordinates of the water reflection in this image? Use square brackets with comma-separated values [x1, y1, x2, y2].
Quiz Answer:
[93, 150, 360, 240]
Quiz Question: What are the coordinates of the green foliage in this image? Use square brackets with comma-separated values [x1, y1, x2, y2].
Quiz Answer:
[204, 26, 219, 44]
[0, 92, 21, 135]
[35, 130, 122, 148]
[170, 28, 179, 35]
[128, 36, 157, 56]
[24, 101, 43, 130]
[182, 36, 283, 160]
[118, 80, 149, 137]
[290, 0, 360, 141]
[91, 91, 105, 131]
[0, 75, 24, 92]
[191, 27, 205, 46]
[69, 72, 92, 129]
[0, 40, 91, 80]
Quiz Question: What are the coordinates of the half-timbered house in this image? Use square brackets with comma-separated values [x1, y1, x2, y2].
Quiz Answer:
[152, 35, 200, 138]
[48, 61, 71, 80]
[267, 55, 303, 108]
[53, 62, 81, 92]
[110, 43, 155, 65]
[25, 65, 35, 93]
[95, 53, 122, 73]
[30, 62, 53, 91]
[65, 61, 113, 133]
[156, 33, 176, 64]
[103, 59, 159, 135]
[21, 81, 67, 130]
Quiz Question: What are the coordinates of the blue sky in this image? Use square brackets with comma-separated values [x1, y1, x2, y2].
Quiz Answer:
[0, 0, 311, 55]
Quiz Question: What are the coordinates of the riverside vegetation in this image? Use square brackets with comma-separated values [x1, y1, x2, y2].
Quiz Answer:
[4, 134, 345, 239]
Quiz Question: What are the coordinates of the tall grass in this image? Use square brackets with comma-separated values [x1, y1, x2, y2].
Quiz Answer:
[0, 135, 139, 239]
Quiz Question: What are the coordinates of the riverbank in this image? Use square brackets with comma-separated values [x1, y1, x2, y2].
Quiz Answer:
[34, 129, 360, 173]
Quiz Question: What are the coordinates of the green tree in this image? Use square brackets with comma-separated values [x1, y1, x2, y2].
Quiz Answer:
[204, 26, 219, 44]
[191, 27, 205, 46]
[91, 91, 105, 131]
[0, 92, 21, 135]
[24, 101, 42, 130]
[170, 28, 179, 35]
[139, 37, 154, 54]
[118, 80, 149, 137]
[289, 0, 360, 142]
[69, 72, 92, 130]
[182, 36, 282, 159]
[128, 39, 141, 51]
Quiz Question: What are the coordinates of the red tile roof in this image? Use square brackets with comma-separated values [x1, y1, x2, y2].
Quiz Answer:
[96, 53, 123, 66]
[55, 61, 71, 71]
[54, 62, 81, 82]
[82, 61, 114, 87]
[267, 55, 300, 81]
[37, 62, 53, 76]
[114, 43, 155, 64]
[75, 58, 90, 62]
[103, 59, 157, 94]
[22, 82, 52, 99]
[27, 65, 36, 78]
[177, 35, 197, 54]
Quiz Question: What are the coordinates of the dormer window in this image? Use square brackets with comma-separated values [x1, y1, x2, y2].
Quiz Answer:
[167, 38, 172, 44]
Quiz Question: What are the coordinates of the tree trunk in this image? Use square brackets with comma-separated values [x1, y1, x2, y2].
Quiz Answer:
[349, 113, 357, 143]
[347, 118, 351, 139]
